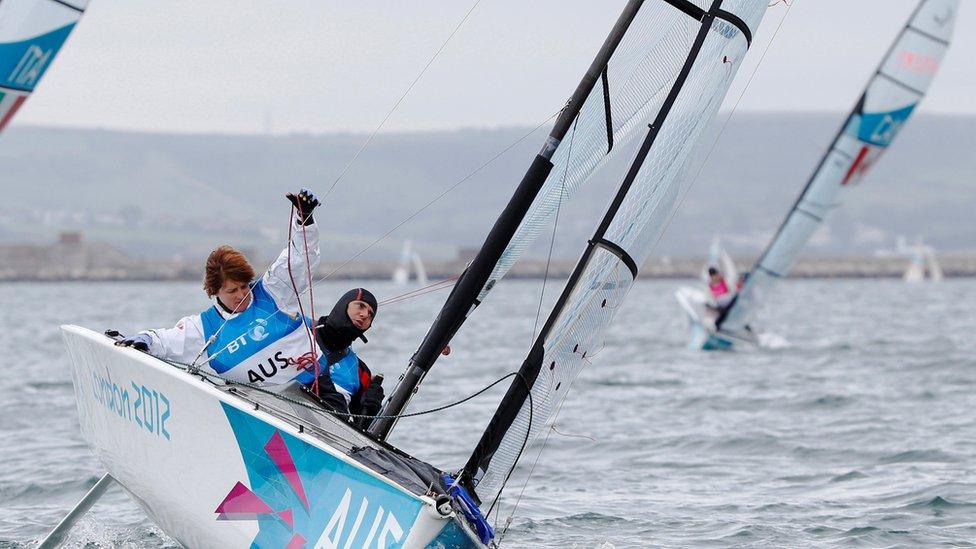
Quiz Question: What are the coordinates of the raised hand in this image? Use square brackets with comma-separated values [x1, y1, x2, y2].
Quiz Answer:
[286, 187, 320, 226]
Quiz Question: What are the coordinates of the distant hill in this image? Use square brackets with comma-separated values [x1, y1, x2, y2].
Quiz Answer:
[0, 112, 972, 264]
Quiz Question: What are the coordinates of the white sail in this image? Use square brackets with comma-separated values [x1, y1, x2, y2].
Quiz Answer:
[465, 0, 769, 502]
[926, 247, 944, 281]
[705, 235, 738, 284]
[903, 242, 943, 282]
[719, 0, 959, 334]
[392, 240, 413, 284]
[392, 240, 430, 285]
[0, 0, 88, 132]
[411, 250, 429, 284]
[473, 0, 730, 305]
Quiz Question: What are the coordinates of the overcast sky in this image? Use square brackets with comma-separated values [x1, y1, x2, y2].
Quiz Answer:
[14, 0, 975, 134]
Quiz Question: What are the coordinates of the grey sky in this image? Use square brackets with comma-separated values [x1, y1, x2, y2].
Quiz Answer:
[15, 0, 976, 134]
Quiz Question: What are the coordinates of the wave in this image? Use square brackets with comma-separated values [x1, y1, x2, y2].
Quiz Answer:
[878, 449, 957, 464]
[830, 470, 867, 483]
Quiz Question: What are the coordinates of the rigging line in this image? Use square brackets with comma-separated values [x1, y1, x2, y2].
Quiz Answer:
[312, 110, 561, 284]
[284, 203, 321, 393]
[321, 0, 484, 201]
[165, 355, 523, 422]
[191, 111, 560, 370]
[379, 282, 457, 307]
[549, 424, 596, 442]
[496, 366, 581, 545]
[530, 115, 577, 344]
[491, 116, 577, 528]
[485, 376, 534, 519]
[378, 275, 461, 305]
[652, 0, 796, 264]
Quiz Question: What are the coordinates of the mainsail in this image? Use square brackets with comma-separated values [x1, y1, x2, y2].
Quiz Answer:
[462, 0, 768, 503]
[374, 0, 683, 438]
[0, 0, 88, 132]
[718, 0, 958, 335]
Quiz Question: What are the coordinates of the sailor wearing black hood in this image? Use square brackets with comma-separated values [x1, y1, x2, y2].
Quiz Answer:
[303, 288, 385, 429]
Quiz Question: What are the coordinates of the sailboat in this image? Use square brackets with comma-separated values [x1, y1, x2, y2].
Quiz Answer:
[392, 241, 429, 286]
[678, 0, 959, 350]
[902, 240, 944, 282]
[674, 237, 740, 350]
[50, 1, 768, 547]
[0, 0, 88, 133]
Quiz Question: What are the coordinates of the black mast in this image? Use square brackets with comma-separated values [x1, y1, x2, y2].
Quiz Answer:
[462, 0, 755, 491]
[369, 0, 648, 440]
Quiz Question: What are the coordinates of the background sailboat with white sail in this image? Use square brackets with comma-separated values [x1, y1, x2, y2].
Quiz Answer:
[391, 241, 429, 285]
[50, 0, 769, 546]
[674, 236, 744, 349]
[0, 0, 88, 133]
[680, 0, 959, 350]
[901, 238, 944, 282]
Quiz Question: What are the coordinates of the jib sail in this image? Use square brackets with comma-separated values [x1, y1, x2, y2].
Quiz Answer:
[463, 0, 769, 504]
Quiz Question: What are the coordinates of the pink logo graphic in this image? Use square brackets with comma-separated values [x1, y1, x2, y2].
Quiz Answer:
[216, 431, 309, 548]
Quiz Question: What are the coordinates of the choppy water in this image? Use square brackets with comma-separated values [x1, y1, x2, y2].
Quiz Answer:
[1, 279, 974, 548]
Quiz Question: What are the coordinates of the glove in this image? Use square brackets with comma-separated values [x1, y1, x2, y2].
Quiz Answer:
[286, 188, 320, 226]
[115, 332, 152, 353]
[362, 375, 385, 413]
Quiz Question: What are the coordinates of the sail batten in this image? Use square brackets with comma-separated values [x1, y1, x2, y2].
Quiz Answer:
[718, 0, 958, 335]
[462, 0, 769, 504]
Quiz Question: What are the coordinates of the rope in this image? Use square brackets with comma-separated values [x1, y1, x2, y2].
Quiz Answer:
[163, 355, 523, 422]
[322, 0, 484, 201]
[379, 275, 461, 307]
[494, 116, 578, 544]
[314, 110, 560, 286]
[530, 115, 576, 344]
[285, 203, 321, 394]
[187, 109, 559, 372]
[192, 1, 489, 370]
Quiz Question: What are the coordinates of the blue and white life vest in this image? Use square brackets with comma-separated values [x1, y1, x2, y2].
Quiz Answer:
[323, 348, 362, 401]
[200, 280, 324, 385]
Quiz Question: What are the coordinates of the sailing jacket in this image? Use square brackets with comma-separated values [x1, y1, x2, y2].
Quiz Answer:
[140, 214, 324, 385]
[310, 348, 384, 428]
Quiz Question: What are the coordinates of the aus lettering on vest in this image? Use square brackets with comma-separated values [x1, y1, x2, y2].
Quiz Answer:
[245, 350, 292, 384]
[315, 488, 404, 549]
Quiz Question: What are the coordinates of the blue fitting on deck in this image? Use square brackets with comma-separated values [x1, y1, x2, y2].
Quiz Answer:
[442, 474, 494, 544]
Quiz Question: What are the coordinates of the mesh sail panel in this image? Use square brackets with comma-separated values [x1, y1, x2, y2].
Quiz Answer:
[473, 0, 766, 500]
[475, 3, 700, 303]
[720, 0, 958, 333]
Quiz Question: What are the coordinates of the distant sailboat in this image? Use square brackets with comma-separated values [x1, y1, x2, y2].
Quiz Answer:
[675, 237, 741, 350]
[901, 237, 944, 282]
[391, 241, 429, 285]
[678, 0, 959, 350]
[0, 0, 89, 133]
[50, 1, 769, 546]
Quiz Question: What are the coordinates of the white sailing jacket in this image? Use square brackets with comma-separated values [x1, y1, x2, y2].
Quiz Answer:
[141, 215, 323, 384]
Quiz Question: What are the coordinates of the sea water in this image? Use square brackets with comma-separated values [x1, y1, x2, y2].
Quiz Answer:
[1, 278, 974, 547]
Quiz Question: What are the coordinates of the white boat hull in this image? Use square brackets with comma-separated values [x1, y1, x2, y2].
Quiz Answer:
[61, 325, 482, 549]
